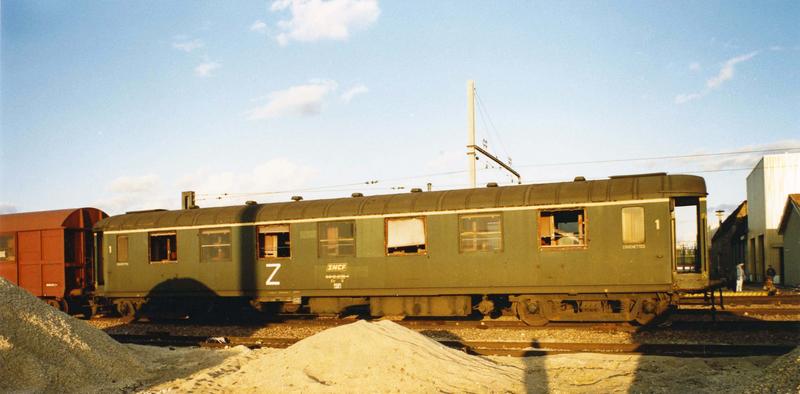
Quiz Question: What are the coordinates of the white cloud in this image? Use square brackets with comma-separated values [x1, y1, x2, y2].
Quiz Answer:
[108, 175, 160, 193]
[706, 51, 757, 89]
[250, 20, 267, 33]
[178, 159, 317, 206]
[194, 61, 221, 77]
[769, 45, 784, 52]
[96, 174, 169, 214]
[675, 51, 758, 104]
[246, 80, 338, 120]
[0, 203, 17, 214]
[689, 62, 700, 71]
[674, 92, 704, 105]
[270, 0, 380, 46]
[341, 83, 368, 102]
[172, 38, 205, 52]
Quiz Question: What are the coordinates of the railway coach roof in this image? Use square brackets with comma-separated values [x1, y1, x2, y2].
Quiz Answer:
[0, 208, 108, 232]
[95, 173, 706, 231]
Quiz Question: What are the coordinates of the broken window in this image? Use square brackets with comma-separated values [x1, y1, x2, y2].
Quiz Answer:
[459, 214, 502, 252]
[149, 232, 177, 263]
[318, 221, 355, 257]
[539, 209, 586, 247]
[0, 233, 15, 262]
[621, 207, 645, 247]
[200, 228, 231, 262]
[386, 217, 426, 255]
[258, 224, 291, 259]
[117, 235, 129, 263]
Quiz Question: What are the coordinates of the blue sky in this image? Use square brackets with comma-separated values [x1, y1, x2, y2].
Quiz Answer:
[1, 1, 799, 222]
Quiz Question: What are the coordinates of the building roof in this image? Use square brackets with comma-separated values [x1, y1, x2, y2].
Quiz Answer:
[711, 200, 748, 242]
[95, 173, 707, 231]
[0, 208, 108, 233]
[778, 194, 800, 235]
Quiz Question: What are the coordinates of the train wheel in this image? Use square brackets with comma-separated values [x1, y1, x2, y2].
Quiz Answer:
[116, 300, 137, 318]
[633, 298, 662, 325]
[515, 299, 549, 327]
[45, 299, 61, 311]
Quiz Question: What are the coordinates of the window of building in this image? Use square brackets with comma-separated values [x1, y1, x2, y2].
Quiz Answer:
[200, 228, 231, 262]
[319, 221, 355, 257]
[117, 235, 129, 262]
[539, 209, 586, 247]
[386, 217, 426, 255]
[149, 232, 177, 263]
[459, 214, 502, 252]
[621, 207, 645, 247]
[0, 233, 15, 262]
[258, 225, 291, 258]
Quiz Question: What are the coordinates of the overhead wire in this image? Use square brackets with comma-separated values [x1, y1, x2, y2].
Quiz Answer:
[197, 147, 800, 201]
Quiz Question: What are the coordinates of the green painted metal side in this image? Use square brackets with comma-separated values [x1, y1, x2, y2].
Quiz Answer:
[99, 200, 676, 298]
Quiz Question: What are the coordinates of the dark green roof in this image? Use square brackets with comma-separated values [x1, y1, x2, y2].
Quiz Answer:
[95, 173, 706, 231]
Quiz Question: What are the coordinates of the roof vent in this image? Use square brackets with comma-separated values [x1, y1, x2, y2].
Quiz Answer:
[410, 188, 423, 193]
[351, 192, 364, 198]
[291, 196, 303, 202]
[486, 182, 498, 187]
[245, 200, 258, 206]
[573, 176, 586, 182]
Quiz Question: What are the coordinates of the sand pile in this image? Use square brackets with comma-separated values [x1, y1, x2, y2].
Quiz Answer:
[0, 277, 147, 393]
[147, 319, 527, 392]
[743, 346, 800, 393]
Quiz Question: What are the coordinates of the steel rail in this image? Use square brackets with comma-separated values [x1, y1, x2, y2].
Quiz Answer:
[108, 334, 796, 358]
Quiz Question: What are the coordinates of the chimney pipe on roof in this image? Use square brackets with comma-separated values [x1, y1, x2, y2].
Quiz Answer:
[181, 191, 198, 209]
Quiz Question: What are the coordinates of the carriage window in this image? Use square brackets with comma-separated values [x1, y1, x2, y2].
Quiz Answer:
[459, 214, 502, 252]
[117, 235, 129, 262]
[149, 232, 177, 263]
[386, 217, 426, 255]
[200, 228, 231, 262]
[539, 209, 586, 247]
[258, 225, 291, 258]
[622, 207, 645, 247]
[319, 221, 355, 257]
[0, 234, 15, 262]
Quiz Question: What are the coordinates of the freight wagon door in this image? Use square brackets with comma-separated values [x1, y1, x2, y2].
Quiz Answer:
[18, 231, 43, 296]
[41, 229, 66, 297]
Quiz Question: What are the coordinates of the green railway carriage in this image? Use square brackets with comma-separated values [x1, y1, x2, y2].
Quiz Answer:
[93, 173, 710, 325]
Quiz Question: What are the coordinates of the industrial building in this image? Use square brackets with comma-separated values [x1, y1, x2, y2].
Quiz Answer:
[777, 194, 800, 286]
[744, 153, 800, 284]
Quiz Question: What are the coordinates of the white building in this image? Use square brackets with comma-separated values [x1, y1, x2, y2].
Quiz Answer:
[745, 153, 800, 283]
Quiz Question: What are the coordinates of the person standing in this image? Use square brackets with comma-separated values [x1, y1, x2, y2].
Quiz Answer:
[736, 263, 745, 292]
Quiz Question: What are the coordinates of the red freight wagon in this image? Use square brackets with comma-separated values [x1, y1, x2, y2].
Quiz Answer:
[0, 208, 107, 314]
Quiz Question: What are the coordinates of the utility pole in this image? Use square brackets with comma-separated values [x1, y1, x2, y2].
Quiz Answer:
[467, 80, 477, 188]
[466, 80, 521, 187]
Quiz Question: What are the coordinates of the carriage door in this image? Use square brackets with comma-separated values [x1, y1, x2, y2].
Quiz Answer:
[672, 197, 708, 290]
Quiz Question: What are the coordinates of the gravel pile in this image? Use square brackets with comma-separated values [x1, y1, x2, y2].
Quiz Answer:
[744, 346, 800, 393]
[0, 277, 147, 393]
[146, 320, 528, 392]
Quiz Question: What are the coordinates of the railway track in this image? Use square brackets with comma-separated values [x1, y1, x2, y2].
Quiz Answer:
[679, 294, 800, 306]
[109, 333, 795, 358]
[90, 304, 800, 331]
